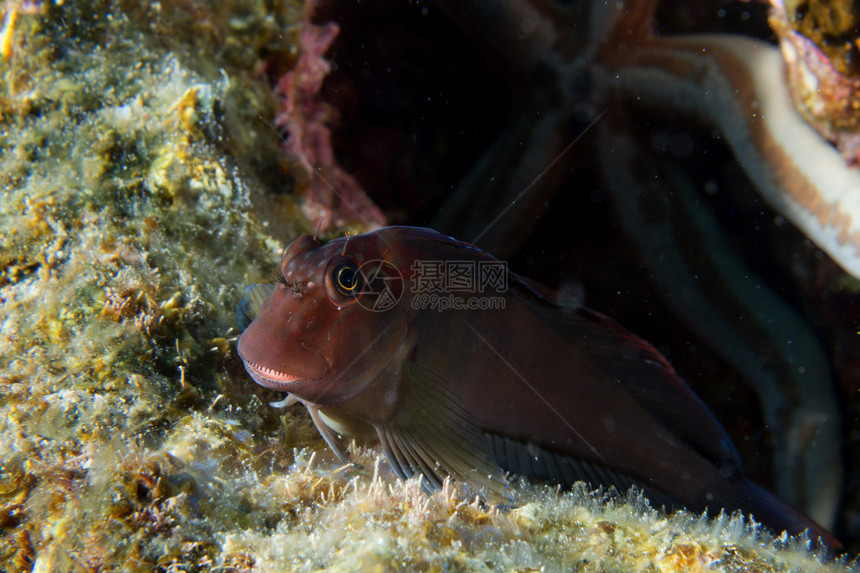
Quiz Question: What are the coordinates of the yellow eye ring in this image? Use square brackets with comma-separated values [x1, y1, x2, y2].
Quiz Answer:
[334, 263, 362, 296]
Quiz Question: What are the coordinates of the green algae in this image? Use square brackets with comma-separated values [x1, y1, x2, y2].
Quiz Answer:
[0, 1, 855, 571]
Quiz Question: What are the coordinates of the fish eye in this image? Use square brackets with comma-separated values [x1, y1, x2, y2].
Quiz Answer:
[333, 262, 363, 297]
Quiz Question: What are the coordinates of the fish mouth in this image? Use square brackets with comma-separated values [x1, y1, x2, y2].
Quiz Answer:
[241, 358, 307, 391]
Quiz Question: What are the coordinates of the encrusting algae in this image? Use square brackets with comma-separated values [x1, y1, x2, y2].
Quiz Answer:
[0, 1, 856, 571]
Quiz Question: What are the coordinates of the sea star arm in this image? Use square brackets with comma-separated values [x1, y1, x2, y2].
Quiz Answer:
[608, 33, 860, 279]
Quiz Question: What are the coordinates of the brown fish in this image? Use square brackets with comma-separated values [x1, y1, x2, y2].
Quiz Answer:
[237, 226, 838, 547]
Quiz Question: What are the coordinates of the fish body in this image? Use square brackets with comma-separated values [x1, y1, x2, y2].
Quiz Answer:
[237, 226, 837, 547]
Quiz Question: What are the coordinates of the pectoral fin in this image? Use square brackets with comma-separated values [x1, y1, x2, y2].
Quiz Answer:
[269, 394, 298, 409]
[307, 405, 350, 464]
[377, 361, 510, 503]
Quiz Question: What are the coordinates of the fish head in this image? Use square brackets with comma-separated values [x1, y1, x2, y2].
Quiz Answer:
[237, 232, 411, 407]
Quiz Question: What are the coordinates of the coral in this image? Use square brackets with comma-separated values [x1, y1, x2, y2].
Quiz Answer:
[0, 0, 854, 571]
[273, 0, 386, 233]
[785, 0, 860, 78]
[771, 0, 860, 163]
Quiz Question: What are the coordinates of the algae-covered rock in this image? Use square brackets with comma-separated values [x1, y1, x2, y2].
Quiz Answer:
[0, 1, 312, 568]
[0, 1, 855, 571]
